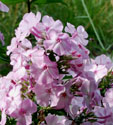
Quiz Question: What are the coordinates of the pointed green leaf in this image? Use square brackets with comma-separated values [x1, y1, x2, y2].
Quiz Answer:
[32, 0, 65, 5]
[1, 0, 26, 4]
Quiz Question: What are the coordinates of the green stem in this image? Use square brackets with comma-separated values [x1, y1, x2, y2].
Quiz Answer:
[81, 0, 105, 50]
[27, 0, 31, 13]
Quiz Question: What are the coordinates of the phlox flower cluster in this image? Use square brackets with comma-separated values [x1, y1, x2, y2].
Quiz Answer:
[0, 11, 113, 125]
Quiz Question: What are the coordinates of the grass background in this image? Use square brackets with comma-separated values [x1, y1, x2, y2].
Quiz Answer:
[0, 0, 113, 75]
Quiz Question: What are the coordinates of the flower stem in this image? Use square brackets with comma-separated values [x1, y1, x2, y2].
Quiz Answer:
[27, 0, 31, 13]
[81, 0, 105, 50]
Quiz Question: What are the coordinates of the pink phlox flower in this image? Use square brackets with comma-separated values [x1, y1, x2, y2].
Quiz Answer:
[95, 54, 113, 70]
[44, 30, 71, 56]
[65, 76, 83, 97]
[29, 49, 45, 67]
[7, 37, 19, 55]
[84, 63, 107, 82]
[42, 15, 63, 32]
[7, 38, 32, 56]
[6, 84, 22, 115]
[103, 88, 113, 108]
[65, 23, 88, 46]
[0, 1, 9, 12]
[41, 114, 72, 125]
[0, 77, 14, 110]
[54, 87, 72, 110]
[33, 83, 64, 107]
[15, 12, 41, 40]
[20, 38, 32, 50]
[81, 78, 97, 95]
[7, 67, 26, 81]
[93, 106, 112, 124]
[0, 109, 6, 125]
[81, 79, 102, 108]
[22, 47, 40, 59]
[31, 54, 59, 84]
[0, 31, 5, 46]
[69, 53, 84, 72]
[30, 22, 46, 42]
[68, 97, 85, 119]
[11, 99, 37, 125]
[30, 15, 63, 41]
[10, 53, 27, 71]
[0, 78, 22, 125]
[71, 40, 89, 59]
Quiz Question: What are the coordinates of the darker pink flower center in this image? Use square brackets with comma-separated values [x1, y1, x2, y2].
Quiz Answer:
[62, 92, 67, 98]
[19, 108, 26, 115]
[77, 64, 83, 67]
[43, 65, 48, 70]
[56, 38, 61, 43]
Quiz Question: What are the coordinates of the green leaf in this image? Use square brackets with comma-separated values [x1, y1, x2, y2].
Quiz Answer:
[1, 0, 26, 4]
[0, 64, 12, 76]
[0, 56, 9, 63]
[6, 116, 16, 125]
[63, 75, 72, 80]
[0, 46, 10, 63]
[32, 0, 65, 5]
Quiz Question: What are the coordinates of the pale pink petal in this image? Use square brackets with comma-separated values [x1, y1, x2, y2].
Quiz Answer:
[0, 1, 9, 12]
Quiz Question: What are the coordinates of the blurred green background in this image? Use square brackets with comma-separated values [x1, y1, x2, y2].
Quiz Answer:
[0, 0, 113, 75]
